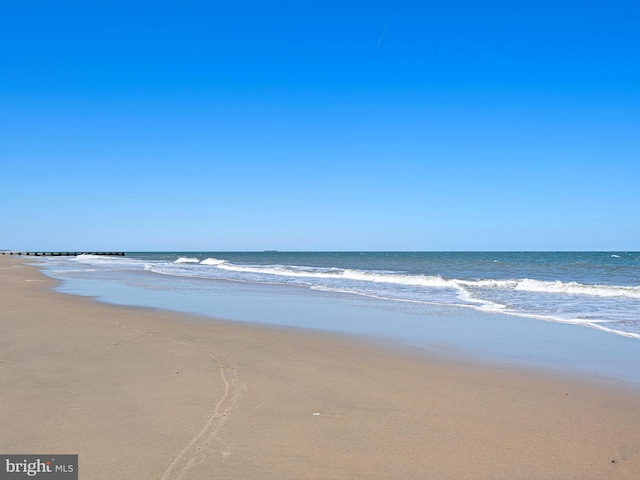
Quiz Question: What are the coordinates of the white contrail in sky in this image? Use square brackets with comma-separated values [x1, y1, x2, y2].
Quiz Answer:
[377, 24, 388, 46]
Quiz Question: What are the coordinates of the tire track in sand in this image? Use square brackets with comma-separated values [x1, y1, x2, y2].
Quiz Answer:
[114, 318, 246, 480]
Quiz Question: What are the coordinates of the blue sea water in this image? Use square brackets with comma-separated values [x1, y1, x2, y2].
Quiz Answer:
[38, 251, 640, 384]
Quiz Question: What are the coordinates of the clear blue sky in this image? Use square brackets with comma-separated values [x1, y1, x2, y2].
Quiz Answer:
[1, 1, 638, 251]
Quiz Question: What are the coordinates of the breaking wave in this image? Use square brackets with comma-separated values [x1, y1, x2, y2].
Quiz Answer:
[200, 258, 227, 266]
[199, 261, 640, 299]
[174, 257, 200, 264]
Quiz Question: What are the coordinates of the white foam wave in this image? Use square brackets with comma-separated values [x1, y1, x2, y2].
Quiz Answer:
[201, 258, 227, 266]
[512, 278, 640, 298]
[214, 262, 458, 287]
[478, 308, 640, 340]
[310, 286, 640, 340]
[174, 257, 200, 264]
[310, 285, 477, 309]
[202, 261, 640, 299]
[74, 254, 115, 262]
[72, 254, 141, 268]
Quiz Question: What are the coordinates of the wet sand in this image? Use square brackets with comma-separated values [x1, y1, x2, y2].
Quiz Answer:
[1, 255, 639, 479]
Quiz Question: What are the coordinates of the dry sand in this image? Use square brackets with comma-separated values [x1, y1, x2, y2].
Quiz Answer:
[1, 255, 640, 479]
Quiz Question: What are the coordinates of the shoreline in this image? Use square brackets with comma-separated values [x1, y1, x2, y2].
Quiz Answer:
[43, 254, 640, 386]
[2, 255, 640, 479]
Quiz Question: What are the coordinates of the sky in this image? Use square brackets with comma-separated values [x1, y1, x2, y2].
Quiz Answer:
[1, 0, 639, 251]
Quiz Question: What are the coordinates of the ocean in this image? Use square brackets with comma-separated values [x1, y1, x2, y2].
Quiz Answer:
[38, 251, 640, 383]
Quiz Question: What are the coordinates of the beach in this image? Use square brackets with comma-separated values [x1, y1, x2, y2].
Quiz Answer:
[2, 255, 640, 479]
